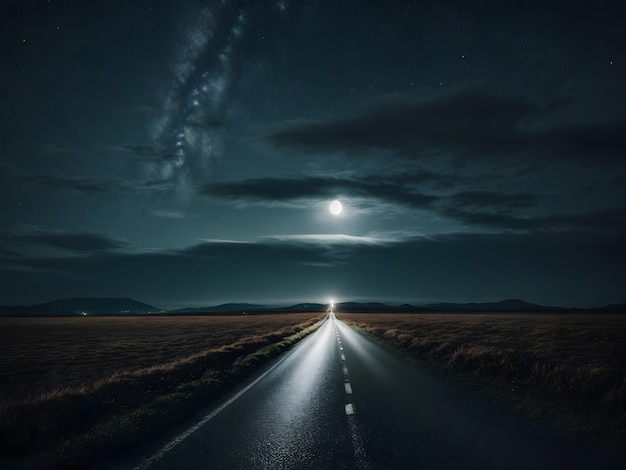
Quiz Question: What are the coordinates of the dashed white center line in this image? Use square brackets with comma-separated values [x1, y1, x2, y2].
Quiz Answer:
[332, 316, 368, 465]
[334, 322, 356, 415]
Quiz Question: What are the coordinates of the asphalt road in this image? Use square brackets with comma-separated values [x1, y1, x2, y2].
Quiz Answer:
[136, 312, 623, 469]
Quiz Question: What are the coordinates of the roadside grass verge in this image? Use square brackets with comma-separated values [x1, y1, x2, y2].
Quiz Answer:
[337, 312, 626, 446]
[0, 313, 324, 469]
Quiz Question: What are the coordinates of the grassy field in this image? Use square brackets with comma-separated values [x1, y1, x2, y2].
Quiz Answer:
[336, 312, 626, 445]
[0, 313, 324, 468]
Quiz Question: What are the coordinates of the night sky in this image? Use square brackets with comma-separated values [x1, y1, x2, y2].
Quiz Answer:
[1, 0, 625, 309]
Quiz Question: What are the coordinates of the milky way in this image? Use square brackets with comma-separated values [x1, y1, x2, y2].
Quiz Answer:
[149, 1, 289, 194]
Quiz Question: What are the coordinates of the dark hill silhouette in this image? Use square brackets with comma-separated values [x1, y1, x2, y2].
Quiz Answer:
[598, 302, 626, 313]
[277, 303, 327, 312]
[336, 302, 397, 312]
[171, 303, 267, 313]
[34, 297, 159, 314]
[172, 303, 328, 314]
[421, 299, 555, 312]
[333, 299, 575, 313]
[1, 298, 625, 316]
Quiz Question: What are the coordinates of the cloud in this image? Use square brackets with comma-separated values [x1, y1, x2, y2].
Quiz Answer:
[265, 89, 549, 154]
[262, 234, 394, 267]
[200, 173, 623, 234]
[2, 225, 128, 253]
[177, 235, 381, 266]
[174, 237, 348, 269]
[112, 143, 177, 163]
[266, 89, 546, 152]
[264, 88, 626, 165]
[264, 233, 393, 246]
[151, 210, 186, 219]
[185, 115, 224, 130]
[200, 175, 437, 209]
[441, 206, 626, 232]
[1, 231, 624, 308]
[444, 191, 538, 210]
[532, 123, 626, 162]
[22, 174, 174, 195]
[45, 144, 79, 157]
[264, 233, 401, 265]
[23, 175, 126, 195]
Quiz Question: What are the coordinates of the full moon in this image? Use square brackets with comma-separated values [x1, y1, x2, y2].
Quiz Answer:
[330, 200, 342, 215]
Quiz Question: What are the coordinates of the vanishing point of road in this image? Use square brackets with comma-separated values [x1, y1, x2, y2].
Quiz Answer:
[135, 312, 623, 469]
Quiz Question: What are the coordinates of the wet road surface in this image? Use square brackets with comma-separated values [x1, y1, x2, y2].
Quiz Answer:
[137, 313, 623, 469]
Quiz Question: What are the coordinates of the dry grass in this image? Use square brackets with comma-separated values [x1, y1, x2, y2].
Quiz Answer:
[337, 312, 626, 444]
[0, 313, 324, 468]
[0, 314, 319, 404]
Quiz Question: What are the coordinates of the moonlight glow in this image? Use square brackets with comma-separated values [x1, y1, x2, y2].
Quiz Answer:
[330, 200, 343, 215]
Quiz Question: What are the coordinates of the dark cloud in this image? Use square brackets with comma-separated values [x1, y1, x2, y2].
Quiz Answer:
[200, 173, 624, 234]
[444, 191, 538, 210]
[185, 115, 224, 130]
[200, 175, 437, 208]
[112, 143, 177, 163]
[442, 206, 626, 232]
[2, 225, 128, 253]
[262, 233, 396, 265]
[23, 174, 126, 195]
[45, 144, 79, 157]
[265, 88, 625, 165]
[532, 123, 626, 163]
[177, 238, 336, 266]
[140, 178, 175, 191]
[265, 89, 551, 153]
[22, 174, 173, 195]
[0, 247, 23, 259]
